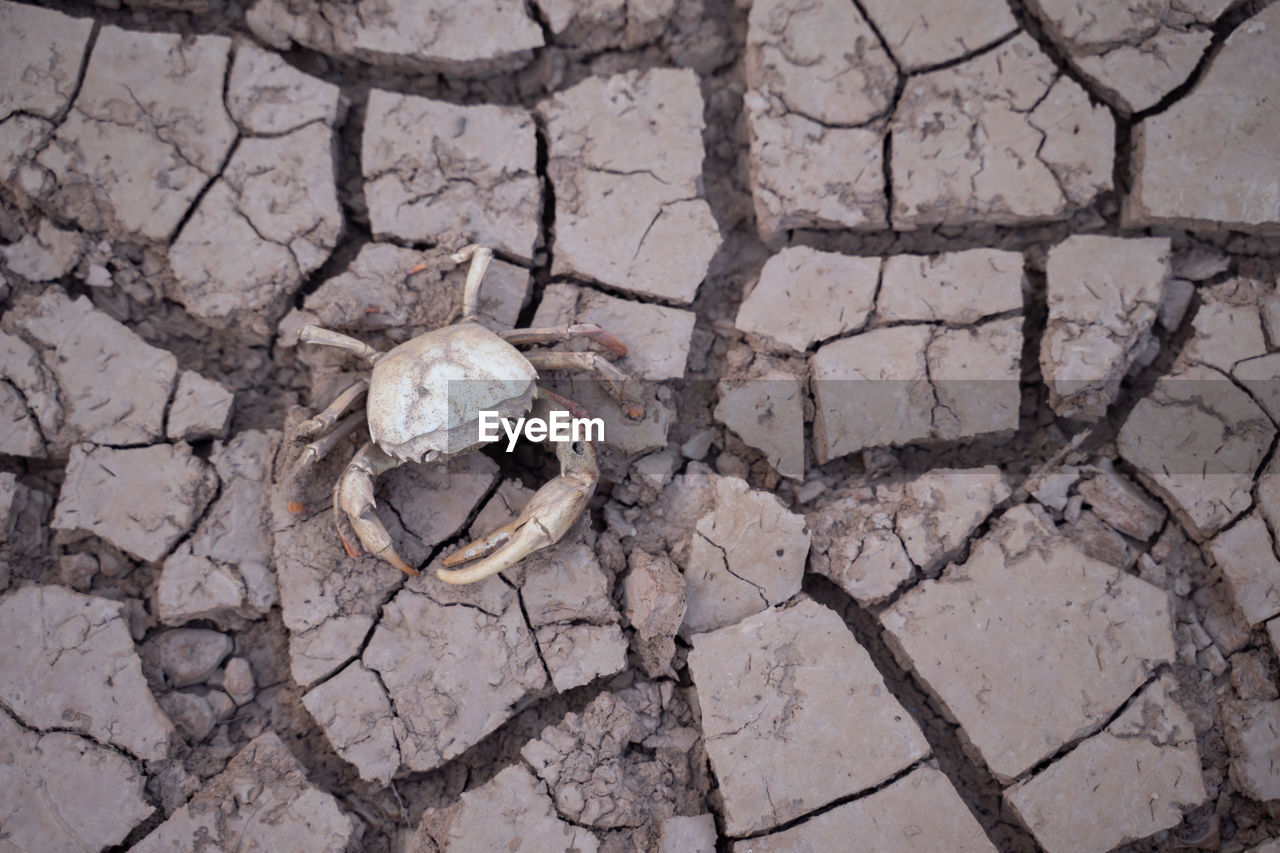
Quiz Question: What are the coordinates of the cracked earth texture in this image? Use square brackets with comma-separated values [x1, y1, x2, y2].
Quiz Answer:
[0, 0, 1278, 851]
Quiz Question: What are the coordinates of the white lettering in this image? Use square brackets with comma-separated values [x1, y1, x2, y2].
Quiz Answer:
[477, 411, 605, 449]
[502, 416, 524, 452]
[478, 410, 500, 442]
[573, 417, 604, 442]
[548, 409, 570, 441]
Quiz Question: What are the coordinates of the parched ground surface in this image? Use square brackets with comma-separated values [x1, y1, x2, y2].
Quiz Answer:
[1, 0, 1279, 851]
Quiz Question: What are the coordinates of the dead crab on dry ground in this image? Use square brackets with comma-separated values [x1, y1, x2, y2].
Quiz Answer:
[286, 244, 643, 584]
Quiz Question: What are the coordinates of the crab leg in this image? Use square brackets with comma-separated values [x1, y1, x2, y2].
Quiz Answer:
[285, 409, 367, 513]
[524, 351, 645, 421]
[451, 244, 494, 320]
[335, 441, 416, 575]
[536, 386, 590, 419]
[295, 379, 369, 440]
[299, 326, 383, 364]
[500, 324, 628, 358]
[436, 437, 599, 585]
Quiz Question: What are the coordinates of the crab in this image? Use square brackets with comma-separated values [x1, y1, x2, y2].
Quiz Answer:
[286, 244, 642, 585]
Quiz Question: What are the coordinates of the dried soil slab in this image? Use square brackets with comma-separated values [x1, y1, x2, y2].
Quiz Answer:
[1119, 364, 1274, 539]
[1226, 699, 1280, 800]
[1040, 236, 1171, 420]
[303, 661, 403, 785]
[662, 815, 718, 853]
[1208, 512, 1280, 626]
[2, 288, 178, 453]
[413, 765, 599, 853]
[732, 766, 995, 852]
[1126, 3, 1280, 235]
[54, 443, 217, 564]
[0, 330, 59, 456]
[1026, 0, 1224, 113]
[158, 431, 279, 625]
[247, 0, 543, 75]
[297, 242, 530, 335]
[0, 2, 93, 123]
[928, 317, 1024, 441]
[808, 467, 1008, 604]
[895, 466, 1011, 570]
[36, 27, 236, 242]
[532, 282, 696, 381]
[813, 325, 932, 458]
[364, 92, 539, 260]
[363, 574, 546, 773]
[170, 122, 341, 343]
[624, 550, 686, 678]
[0, 378, 44, 458]
[680, 474, 809, 636]
[147, 627, 232, 688]
[1230, 650, 1278, 702]
[227, 41, 343, 134]
[746, 0, 896, 127]
[1178, 277, 1274, 402]
[1262, 455, 1280, 541]
[375, 454, 500, 567]
[891, 35, 1112, 229]
[745, 96, 886, 239]
[272, 497, 405, 687]
[1235, 353, 1280, 425]
[1005, 676, 1207, 853]
[880, 505, 1176, 783]
[0, 218, 84, 282]
[538, 0, 670, 52]
[536, 623, 629, 692]
[0, 114, 51, 188]
[521, 681, 707, 828]
[743, 0, 895, 238]
[0, 585, 173, 760]
[166, 370, 234, 442]
[735, 247, 879, 353]
[1077, 459, 1166, 541]
[715, 369, 805, 480]
[502, 535, 628, 691]
[505, 540, 617, 627]
[808, 487, 913, 605]
[878, 249, 1024, 324]
[540, 68, 720, 303]
[132, 731, 354, 852]
[0, 712, 153, 852]
[812, 319, 1022, 461]
[1066, 509, 1135, 568]
[690, 599, 930, 836]
[858, 0, 1018, 70]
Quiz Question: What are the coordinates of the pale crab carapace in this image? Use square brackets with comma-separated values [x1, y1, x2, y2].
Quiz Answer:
[286, 244, 642, 584]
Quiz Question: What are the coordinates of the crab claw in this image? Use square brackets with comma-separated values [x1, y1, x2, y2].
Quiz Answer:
[337, 443, 417, 576]
[437, 438, 599, 584]
[581, 326, 628, 358]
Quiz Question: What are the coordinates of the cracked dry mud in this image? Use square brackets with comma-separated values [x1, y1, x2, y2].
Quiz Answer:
[0, 0, 1279, 851]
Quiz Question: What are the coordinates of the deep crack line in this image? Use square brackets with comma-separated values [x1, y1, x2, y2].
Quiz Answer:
[802, 573, 1044, 853]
